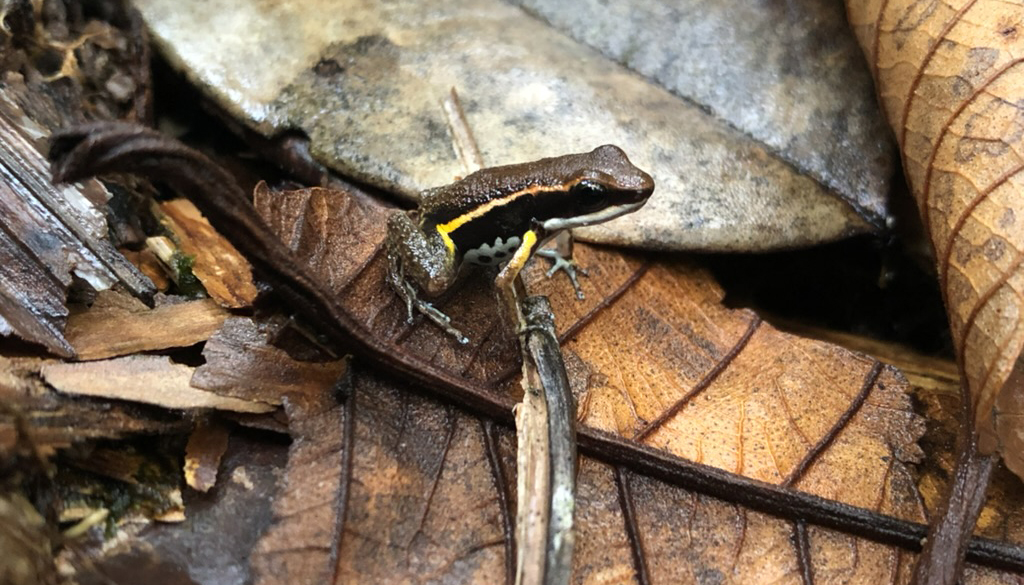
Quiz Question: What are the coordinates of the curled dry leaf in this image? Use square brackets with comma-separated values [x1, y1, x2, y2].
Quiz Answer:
[133, 0, 890, 251]
[192, 182, 931, 582]
[846, 0, 1024, 478]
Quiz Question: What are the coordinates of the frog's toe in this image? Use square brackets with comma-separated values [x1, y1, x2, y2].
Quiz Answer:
[537, 249, 587, 299]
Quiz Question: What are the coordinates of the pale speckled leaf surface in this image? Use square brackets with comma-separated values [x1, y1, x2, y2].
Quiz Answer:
[133, 0, 887, 252]
[511, 0, 894, 223]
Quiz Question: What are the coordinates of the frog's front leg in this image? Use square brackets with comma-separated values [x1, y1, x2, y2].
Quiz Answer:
[535, 230, 588, 300]
[385, 212, 467, 344]
[494, 228, 542, 332]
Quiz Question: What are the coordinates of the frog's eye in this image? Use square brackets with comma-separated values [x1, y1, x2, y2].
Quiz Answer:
[571, 180, 608, 210]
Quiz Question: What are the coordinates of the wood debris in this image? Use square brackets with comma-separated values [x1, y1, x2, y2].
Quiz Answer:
[40, 355, 275, 413]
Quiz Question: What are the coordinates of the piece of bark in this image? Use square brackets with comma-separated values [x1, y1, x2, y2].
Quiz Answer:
[514, 297, 576, 585]
[41, 355, 275, 414]
[66, 292, 229, 360]
[0, 358, 190, 457]
[0, 90, 153, 356]
[185, 419, 232, 493]
[158, 198, 258, 309]
[192, 316, 347, 406]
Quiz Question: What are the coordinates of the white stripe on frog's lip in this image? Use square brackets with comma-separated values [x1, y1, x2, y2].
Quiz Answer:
[541, 201, 646, 232]
[463, 235, 522, 266]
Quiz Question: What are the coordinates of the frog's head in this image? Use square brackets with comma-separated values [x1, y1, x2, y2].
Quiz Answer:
[542, 144, 654, 232]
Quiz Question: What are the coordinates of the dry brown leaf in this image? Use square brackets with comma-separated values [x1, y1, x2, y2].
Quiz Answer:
[215, 183, 931, 582]
[706, 325, 1024, 565]
[192, 316, 348, 406]
[250, 363, 351, 585]
[846, 0, 1024, 478]
[41, 355, 274, 414]
[159, 198, 259, 308]
[66, 292, 229, 360]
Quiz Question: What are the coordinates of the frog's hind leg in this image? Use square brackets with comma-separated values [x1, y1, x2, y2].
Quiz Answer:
[386, 213, 468, 344]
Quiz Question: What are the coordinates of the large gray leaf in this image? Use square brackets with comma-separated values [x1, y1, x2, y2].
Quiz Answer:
[135, 0, 893, 251]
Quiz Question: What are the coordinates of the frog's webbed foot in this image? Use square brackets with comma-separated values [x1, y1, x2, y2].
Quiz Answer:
[536, 247, 588, 300]
[387, 269, 469, 344]
[413, 298, 469, 344]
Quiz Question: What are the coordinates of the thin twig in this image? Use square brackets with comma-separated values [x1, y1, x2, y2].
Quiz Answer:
[515, 296, 576, 585]
[441, 87, 484, 175]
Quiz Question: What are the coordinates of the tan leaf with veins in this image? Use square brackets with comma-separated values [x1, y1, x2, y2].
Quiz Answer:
[846, 0, 1024, 478]
[212, 184, 932, 583]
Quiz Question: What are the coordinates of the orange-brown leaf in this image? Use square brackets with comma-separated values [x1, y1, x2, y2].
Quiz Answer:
[236, 184, 929, 582]
[846, 0, 1024, 477]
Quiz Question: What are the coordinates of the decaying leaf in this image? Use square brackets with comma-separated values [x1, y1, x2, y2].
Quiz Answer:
[192, 316, 348, 406]
[846, 0, 1024, 479]
[158, 198, 259, 309]
[133, 0, 889, 252]
[250, 362, 352, 585]
[41, 355, 275, 414]
[217, 182, 928, 581]
[65, 292, 229, 360]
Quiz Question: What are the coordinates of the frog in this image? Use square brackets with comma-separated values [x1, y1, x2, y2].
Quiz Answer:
[386, 144, 655, 343]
